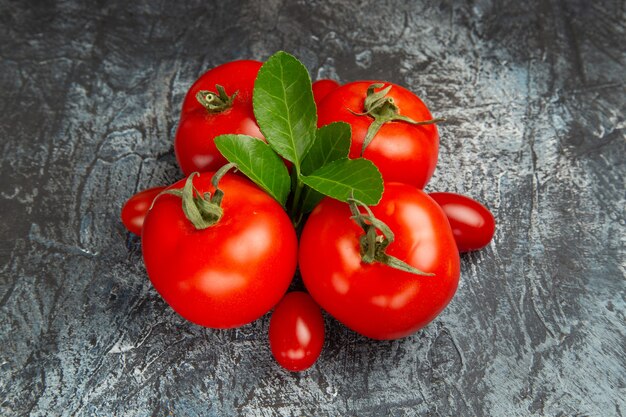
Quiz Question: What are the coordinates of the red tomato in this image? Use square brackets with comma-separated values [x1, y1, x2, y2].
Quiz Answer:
[180, 59, 262, 115]
[175, 60, 264, 176]
[299, 183, 460, 340]
[312, 79, 340, 107]
[142, 173, 298, 328]
[269, 292, 325, 371]
[120, 186, 166, 235]
[317, 81, 439, 189]
[429, 192, 495, 253]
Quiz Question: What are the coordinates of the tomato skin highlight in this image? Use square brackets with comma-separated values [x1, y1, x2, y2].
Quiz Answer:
[317, 81, 439, 189]
[312, 79, 340, 106]
[429, 192, 496, 253]
[299, 183, 460, 340]
[269, 292, 325, 372]
[175, 60, 264, 176]
[142, 173, 298, 328]
[120, 186, 166, 236]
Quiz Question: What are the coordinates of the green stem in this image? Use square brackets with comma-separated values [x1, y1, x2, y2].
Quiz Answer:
[290, 177, 305, 220]
[210, 162, 237, 206]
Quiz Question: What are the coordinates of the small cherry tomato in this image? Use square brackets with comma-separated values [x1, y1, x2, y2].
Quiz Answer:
[120, 186, 166, 235]
[312, 79, 340, 107]
[429, 192, 496, 253]
[269, 291, 325, 372]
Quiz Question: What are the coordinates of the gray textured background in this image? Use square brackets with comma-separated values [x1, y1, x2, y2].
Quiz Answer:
[1, 0, 625, 416]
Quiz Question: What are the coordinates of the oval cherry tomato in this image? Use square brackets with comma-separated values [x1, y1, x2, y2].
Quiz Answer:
[175, 60, 264, 176]
[429, 192, 496, 253]
[269, 292, 325, 372]
[312, 79, 340, 107]
[299, 183, 460, 340]
[317, 81, 439, 189]
[120, 186, 166, 235]
[142, 173, 297, 328]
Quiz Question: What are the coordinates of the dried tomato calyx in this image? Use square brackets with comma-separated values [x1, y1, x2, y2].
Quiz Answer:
[196, 84, 238, 113]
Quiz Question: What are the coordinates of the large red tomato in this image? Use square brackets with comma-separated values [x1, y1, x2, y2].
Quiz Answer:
[299, 183, 460, 340]
[317, 81, 440, 189]
[175, 60, 264, 175]
[142, 172, 297, 328]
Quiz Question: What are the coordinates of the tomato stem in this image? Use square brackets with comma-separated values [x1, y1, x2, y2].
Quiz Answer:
[152, 166, 238, 230]
[289, 176, 305, 223]
[348, 198, 435, 276]
[349, 83, 444, 156]
[210, 162, 237, 206]
[196, 84, 237, 113]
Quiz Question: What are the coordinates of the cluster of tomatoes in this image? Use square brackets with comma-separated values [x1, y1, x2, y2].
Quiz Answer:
[121, 57, 495, 371]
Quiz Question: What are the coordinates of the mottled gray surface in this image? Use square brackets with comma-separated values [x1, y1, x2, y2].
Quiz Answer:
[1, 0, 624, 416]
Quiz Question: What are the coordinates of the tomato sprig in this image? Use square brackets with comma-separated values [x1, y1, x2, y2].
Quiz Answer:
[119, 51, 496, 361]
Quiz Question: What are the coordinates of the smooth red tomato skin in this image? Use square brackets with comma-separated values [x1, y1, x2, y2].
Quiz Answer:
[299, 183, 460, 340]
[142, 173, 298, 328]
[120, 186, 166, 236]
[175, 60, 264, 176]
[317, 81, 439, 189]
[269, 292, 325, 372]
[429, 192, 496, 253]
[175, 106, 263, 174]
[312, 79, 340, 107]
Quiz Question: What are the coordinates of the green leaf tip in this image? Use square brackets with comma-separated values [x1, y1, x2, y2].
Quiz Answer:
[253, 51, 317, 173]
[300, 158, 383, 206]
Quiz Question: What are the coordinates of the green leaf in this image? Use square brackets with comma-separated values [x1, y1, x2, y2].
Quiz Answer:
[214, 134, 291, 206]
[298, 122, 352, 212]
[253, 51, 317, 171]
[301, 122, 352, 175]
[300, 188, 324, 213]
[300, 158, 383, 205]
